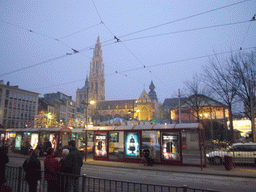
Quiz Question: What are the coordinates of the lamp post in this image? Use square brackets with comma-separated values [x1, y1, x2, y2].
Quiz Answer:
[46, 112, 51, 128]
[81, 87, 95, 162]
[128, 100, 138, 122]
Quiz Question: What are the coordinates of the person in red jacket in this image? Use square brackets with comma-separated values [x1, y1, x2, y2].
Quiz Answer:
[44, 147, 61, 192]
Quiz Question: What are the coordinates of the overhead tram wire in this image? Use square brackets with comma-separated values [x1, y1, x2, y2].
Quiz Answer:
[121, 20, 252, 43]
[30, 46, 256, 92]
[1, 0, 252, 64]
[0, 54, 69, 77]
[118, 0, 252, 39]
[1, 0, 251, 77]
[1, 18, 253, 78]
[32, 72, 145, 92]
[91, 0, 167, 86]
[90, 0, 166, 86]
[240, 22, 253, 50]
[0, 19, 96, 59]
[90, 1, 148, 86]
[56, 22, 103, 40]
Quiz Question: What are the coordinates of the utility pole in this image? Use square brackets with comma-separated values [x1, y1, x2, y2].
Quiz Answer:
[178, 89, 181, 124]
[81, 87, 90, 162]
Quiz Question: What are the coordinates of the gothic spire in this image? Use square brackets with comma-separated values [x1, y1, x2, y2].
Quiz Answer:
[148, 80, 158, 101]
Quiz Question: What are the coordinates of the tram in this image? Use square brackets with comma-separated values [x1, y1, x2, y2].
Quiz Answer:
[4, 127, 72, 156]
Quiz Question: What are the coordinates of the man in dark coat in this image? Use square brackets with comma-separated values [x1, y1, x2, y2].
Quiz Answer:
[43, 139, 52, 155]
[22, 150, 41, 192]
[64, 140, 83, 192]
[0, 145, 9, 186]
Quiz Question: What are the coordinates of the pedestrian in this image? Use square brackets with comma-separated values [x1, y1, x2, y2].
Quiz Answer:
[43, 138, 52, 155]
[64, 140, 83, 192]
[44, 147, 61, 192]
[22, 149, 41, 192]
[142, 145, 150, 166]
[25, 139, 32, 155]
[36, 142, 43, 157]
[58, 149, 70, 192]
[0, 145, 9, 187]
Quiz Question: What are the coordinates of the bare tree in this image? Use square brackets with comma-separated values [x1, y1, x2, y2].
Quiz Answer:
[231, 50, 256, 142]
[182, 74, 213, 123]
[202, 54, 241, 144]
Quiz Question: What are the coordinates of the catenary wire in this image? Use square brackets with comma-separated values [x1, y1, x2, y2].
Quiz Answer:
[56, 22, 103, 40]
[121, 20, 251, 43]
[30, 46, 256, 91]
[240, 22, 252, 49]
[90, 0, 167, 86]
[1, 19, 254, 78]
[118, 0, 252, 39]
[1, 0, 252, 56]
[0, 55, 69, 77]
[0, 19, 96, 59]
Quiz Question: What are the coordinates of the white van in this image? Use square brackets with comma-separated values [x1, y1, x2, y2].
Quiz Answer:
[206, 143, 256, 165]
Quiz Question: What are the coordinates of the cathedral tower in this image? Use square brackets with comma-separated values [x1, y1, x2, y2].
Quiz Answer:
[89, 36, 105, 101]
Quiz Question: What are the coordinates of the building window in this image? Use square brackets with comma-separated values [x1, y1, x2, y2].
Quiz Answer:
[9, 101, 12, 108]
[5, 100, 8, 108]
[3, 109, 7, 118]
[6, 90, 9, 98]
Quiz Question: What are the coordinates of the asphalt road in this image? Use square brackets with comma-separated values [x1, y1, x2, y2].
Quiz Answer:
[7, 156, 256, 192]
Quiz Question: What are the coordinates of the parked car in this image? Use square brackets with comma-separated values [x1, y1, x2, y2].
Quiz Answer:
[206, 142, 256, 165]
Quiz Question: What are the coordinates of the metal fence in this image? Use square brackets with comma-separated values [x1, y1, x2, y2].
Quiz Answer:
[5, 166, 221, 192]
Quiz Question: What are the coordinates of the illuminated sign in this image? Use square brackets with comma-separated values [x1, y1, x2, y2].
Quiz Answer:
[15, 135, 22, 150]
[163, 136, 177, 140]
[96, 136, 106, 140]
[125, 132, 140, 158]
[95, 133, 107, 157]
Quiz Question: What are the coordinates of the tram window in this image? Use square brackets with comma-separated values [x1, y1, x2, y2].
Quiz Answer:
[87, 131, 94, 142]
[110, 132, 119, 142]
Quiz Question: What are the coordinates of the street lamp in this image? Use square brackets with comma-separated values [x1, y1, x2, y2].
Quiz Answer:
[128, 99, 137, 122]
[81, 87, 95, 162]
[46, 112, 51, 128]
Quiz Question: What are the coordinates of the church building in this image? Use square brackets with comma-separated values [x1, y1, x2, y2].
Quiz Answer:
[76, 37, 159, 124]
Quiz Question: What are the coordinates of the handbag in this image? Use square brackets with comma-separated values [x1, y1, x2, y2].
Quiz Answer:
[0, 185, 12, 192]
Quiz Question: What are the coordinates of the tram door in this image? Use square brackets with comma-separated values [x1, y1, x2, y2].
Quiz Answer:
[57, 128, 72, 156]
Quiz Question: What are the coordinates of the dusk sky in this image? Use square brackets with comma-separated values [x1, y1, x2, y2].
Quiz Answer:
[0, 0, 255, 103]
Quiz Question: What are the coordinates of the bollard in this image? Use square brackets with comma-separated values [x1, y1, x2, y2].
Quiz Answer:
[224, 155, 234, 170]
[183, 185, 188, 192]
[17, 167, 23, 192]
[82, 174, 86, 192]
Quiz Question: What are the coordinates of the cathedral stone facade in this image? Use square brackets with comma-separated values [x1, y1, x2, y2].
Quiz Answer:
[76, 37, 159, 123]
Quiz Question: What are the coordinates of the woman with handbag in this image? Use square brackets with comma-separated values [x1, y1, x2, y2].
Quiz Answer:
[22, 150, 42, 192]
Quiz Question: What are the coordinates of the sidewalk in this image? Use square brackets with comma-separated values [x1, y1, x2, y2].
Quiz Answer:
[9, 152, 256, 179]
